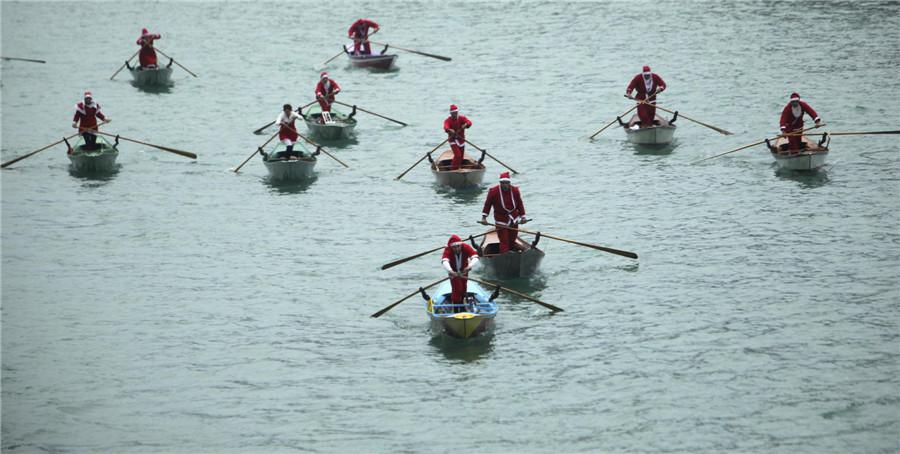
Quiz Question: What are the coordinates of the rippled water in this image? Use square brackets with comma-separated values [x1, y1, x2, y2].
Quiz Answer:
[2, 1, 899, 452]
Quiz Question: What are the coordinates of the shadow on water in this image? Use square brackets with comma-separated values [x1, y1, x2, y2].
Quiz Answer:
[632, 140, 677, 155]
[263, 176, 318, 194]
[131, 83, 173, 95]
[434, 185, 484, 203]
[428, 332, 493, 362]
[774, 166, 830, 189]
[310, 135, 359, 148]
[69, 165, 120, 183]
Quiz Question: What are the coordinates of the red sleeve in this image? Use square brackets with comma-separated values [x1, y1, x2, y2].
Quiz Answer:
[779, 105, 791, 130]
[73, 111, 81, 122]
[331, 80, 341, 92]
[626, 75, 639, 94]
[443, 117, 451, 132]
[366, 19, 379, 29]
[654, 74, 666, 91]
[514, 188, 525, 216]
[464, 116, 472, 127]
[802, 101, 819, 121]
[441, 246, 451, 261]
[96, 111, 106, 121]
[315, 81, 323, 96]
[462, 243, 477, 258]
[482, 188, 495, 217]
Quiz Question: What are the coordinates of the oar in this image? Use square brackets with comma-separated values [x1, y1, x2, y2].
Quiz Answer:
[94, 131, 197, 159]
[467, 277, 563, 313]
[1, 133, 80, 169]
[285, 125, 349, 168]
[253, 100, 317, 135]
[318, 28, 381, 70]
[380, 229, 496, 270]
[626, 95, 732, 135]
[480, 220, 638, 259]
[801, 130, 900, 137]
[233, 131, 279, 172]
[368, 40, 451, 62]
[396, 138, 449, 180]
[155, 48, 197, 77]
[371, 277, 449, 318]
[110, 50, 140, 80]
[464, 139, 519, 174]
[333, 100, 407, 126]
[589, 105, 638, 140]
[691, 123, 826, 164]
[1, 56, 46, 64]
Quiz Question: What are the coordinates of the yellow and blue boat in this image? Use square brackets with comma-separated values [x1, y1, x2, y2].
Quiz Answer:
[425, 280, 498, 339]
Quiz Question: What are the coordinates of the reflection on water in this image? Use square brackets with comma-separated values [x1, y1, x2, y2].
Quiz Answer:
[69, 165, 120, 183]
[428, 331, 494, 362]
[435, 184, 484, 203]
[309, 135, 359, 148]
[131, 83, 173, 95]
[774, 166, 830, 189]
[632, 140, 677, 155]
[264, 176, 317, 194]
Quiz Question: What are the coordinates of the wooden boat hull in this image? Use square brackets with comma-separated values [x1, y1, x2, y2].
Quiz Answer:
[431, 149, 486, 189]
[67, 136, 118, 173]
[427, 281, 498, 339]
[303, 106, 357, 140]
[624, 114, 676, 145]
[769, 135, 829, 170]
[262, 142, 317, 181]
[478, 230, 545, 279]
[129, 67, 173, 86]
[344, 44, 398, 70]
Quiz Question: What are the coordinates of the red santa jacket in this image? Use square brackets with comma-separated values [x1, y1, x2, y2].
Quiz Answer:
[482, 185, 525, 225]
[444, 115, 473, 140]
[73, 102, 106, 129]
[315, 79, 341, 99]
[441, 235, 479, 272]
[779, 101, 819, 132]
[136, 33, 161, 67]
[348, 19, 379, 37]
[626, 73, 666, 101]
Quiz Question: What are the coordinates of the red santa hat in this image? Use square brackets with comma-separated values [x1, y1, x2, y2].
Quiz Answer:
[499, 171, 511, 182]
[141, 28, 150, 36]
[790, 92, 800, 101]
[83, 91, 93, 98]
[447, 234, 463, 247]
[449, 104, 459, 113]
[320, 72, 329, 79]
[642, 65, 651, 73]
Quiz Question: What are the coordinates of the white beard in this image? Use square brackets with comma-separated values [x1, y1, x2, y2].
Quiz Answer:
[791, 104, 802, 118]
[643, 75, 653, 94]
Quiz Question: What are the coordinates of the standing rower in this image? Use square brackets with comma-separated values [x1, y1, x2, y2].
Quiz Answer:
[443, 104, 473, 170]
[135, 28, 162, 69]
[625, 65, 667, 127]
[779, 92, 821, 151]
[72, 91, 110, 150]
[441, 234, 480, 311]
[348, 18, 380, 55]
[273, 104, 303, 160]
[481, 172, 527, 253]
[315, 72, 341, 123]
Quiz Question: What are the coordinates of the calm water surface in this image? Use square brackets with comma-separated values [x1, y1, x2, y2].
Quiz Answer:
[2, 1, 899, 452]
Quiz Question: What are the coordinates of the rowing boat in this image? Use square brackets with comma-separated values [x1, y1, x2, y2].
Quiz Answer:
[430, 149, 485, 189]
[426, 280, 498, 339]
[343, 44, 398, 70]
[261, 141, 317, 181]
[477, 229, 544, 279]
[622, 113, 676, 145]
[129, 65, 173, 87]
[768, 134, 830, 171]
[67, 135, 118, 173]
[302, 105, 357, 141]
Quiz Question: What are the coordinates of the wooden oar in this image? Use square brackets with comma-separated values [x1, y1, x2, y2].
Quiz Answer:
[286, 125, 349, 168]
[396, 138, 449, 180]
[155, 48, 197, 77]
[110, 50, 140, 80]
[1, 56, 47, 64]
[368, 40, 451, 62]
[467, 277, 563, 313]
[253, 100, 318, 135]
[94, 131, 197, 159]
[332, 100, 408, 126]
[1, 133, 80, 169]
[589, 105, 637, 140]
[371, 277, 449, 318]
[691, 123, 826, 164]
[480, 221, 638, 259]
[626, 95, 732, 135]
[233, 131, 279, 173]
[381, 229, 496, 270]
[800, 130, 900, 136]
[462, 139, 519, 174]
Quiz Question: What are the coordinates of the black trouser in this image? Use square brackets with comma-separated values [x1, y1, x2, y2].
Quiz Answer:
[82, 132, 98, 148]
[273, 147, 301, 160]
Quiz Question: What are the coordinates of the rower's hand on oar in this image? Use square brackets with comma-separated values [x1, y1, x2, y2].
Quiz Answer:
[479, 217, 489, 225]
[71, 122, 78, 129]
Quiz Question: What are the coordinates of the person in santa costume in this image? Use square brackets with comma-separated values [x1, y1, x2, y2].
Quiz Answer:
[625, 65, 667, 127]
[72, 91, 110, 150]
[481, 172, 527, 253]
[779, 92, 821, 151]
[135, 28, 162, 69]
[443, 104, 473, 170]
[441, 234, 480, 310]
[272, 103, 303, 160]
[348, 18, 380, 55]
[315, 72, 341, 121]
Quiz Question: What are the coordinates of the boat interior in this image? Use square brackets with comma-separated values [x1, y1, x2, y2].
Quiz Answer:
[432, 150, 486, 172]
[625, 114, 674, 129]
[478, 230, 533, 256]
[769, 135, 829, 155]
